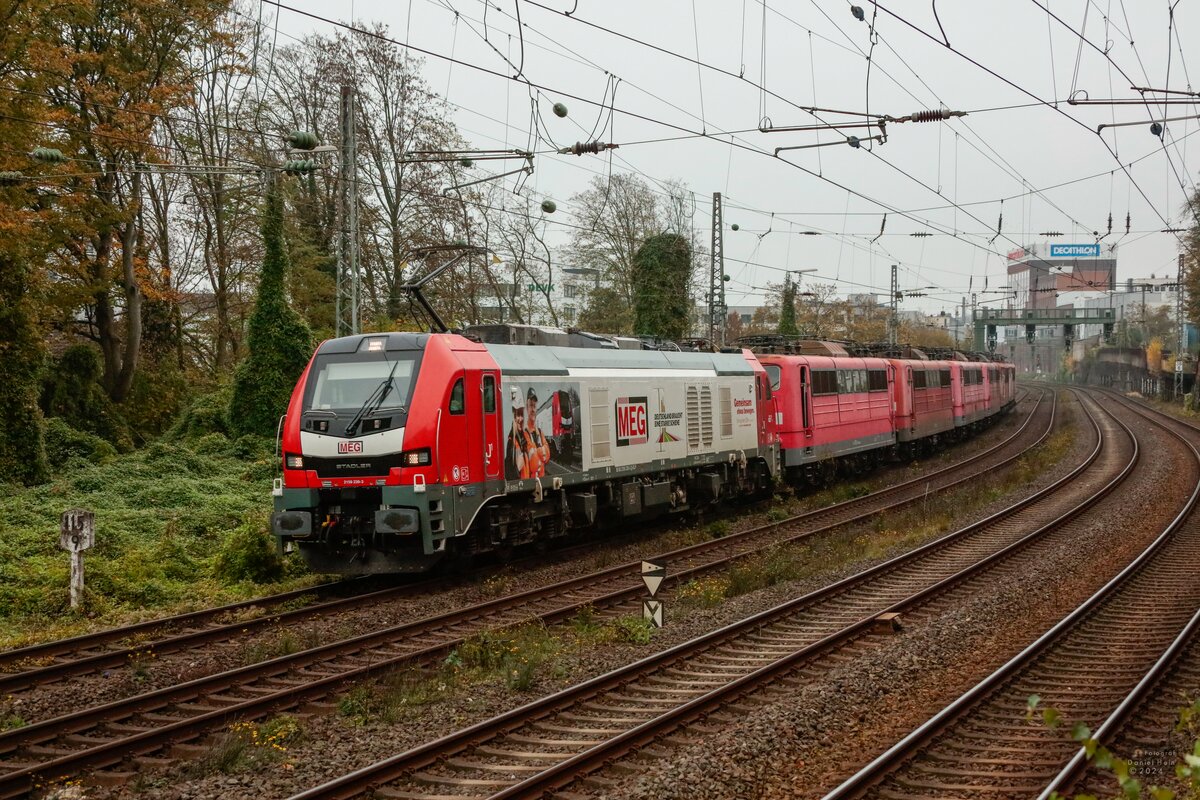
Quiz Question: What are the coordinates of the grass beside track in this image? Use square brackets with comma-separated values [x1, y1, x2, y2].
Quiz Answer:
[0, 435, 321, 649]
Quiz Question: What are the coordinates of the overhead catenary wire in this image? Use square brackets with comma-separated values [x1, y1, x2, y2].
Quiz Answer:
[869, 0, 1189, 246]
[261, 0, 1035, 266]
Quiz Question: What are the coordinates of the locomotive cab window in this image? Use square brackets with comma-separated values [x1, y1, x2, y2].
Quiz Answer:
[448, 378, 465, 415]
[303, 349, 421, 430]
[765, 364, 781, 392]
[868, 369, 887, 392]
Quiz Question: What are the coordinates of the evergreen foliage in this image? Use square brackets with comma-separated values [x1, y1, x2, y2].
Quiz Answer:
[632, 233, 692, 340]
[41, 345, 135, 452]
[229, 185, 313, 437]
[42, 418, 118, 471]
[778, 277, 799, 336]
[171, 385, 233, 440]
[0, 252, 49, 485]
[213, 516, 284, 584]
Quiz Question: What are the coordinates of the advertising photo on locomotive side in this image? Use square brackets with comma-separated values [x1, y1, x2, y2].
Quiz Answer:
[271, 331, 780, 575]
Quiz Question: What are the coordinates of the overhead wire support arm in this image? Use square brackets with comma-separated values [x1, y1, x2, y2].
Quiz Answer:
[765, 108, 962, 154]
[1070, 97, 1200, 105]
[442, 163, 533, 195]
[402, 148, 533, 164]
[774, 134, 885, 155]
[758, 105, 891, 134]
[1098, 113, 1200, 133]
[437, 151, 535, 195]
[1130, 85, 1200, 97]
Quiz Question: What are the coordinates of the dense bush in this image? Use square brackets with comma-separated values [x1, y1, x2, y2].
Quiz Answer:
[41, 345, 134, 452]
[171, 385, 233, 440]
[0, 250, 49, 486]
[0, 436, 306, 640]
[213, 516, 284, 584]
[228, 185, 313, 438]
[42, 417, 118, 470]
[120, 355, 193, 439]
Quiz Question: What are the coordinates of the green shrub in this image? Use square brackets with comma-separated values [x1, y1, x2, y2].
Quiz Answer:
[120, 355, 192, 438]
[614, 615, 654, 645]
[42, 417, 118, 470]
[449, 623, 561, 692]
[170, 386, 233, 440]
[213, 517, 283, 584]
[677, 576, 729, 608]
[706, 520, 731, 539]
[228, 186, 313, 438]
[40, 345, 134, 451]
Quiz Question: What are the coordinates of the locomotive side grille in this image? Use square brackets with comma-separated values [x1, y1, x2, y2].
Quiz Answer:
[700, 385, 713, 448]
[589, 387, 611, 461]
[687, 385, 700, 450]
[687, 384, 714, 451]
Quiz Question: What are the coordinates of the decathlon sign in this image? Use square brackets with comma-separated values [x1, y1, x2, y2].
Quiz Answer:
[1050, 243, 1101, 258]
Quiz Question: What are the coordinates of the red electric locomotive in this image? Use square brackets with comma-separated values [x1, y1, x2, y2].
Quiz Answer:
[745, 338, 1016, 482]
[759, 347, 895, 482]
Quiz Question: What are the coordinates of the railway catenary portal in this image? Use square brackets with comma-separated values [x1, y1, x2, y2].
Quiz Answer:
[282, 387, 1175, 800]
[0, 391, 1043, 795]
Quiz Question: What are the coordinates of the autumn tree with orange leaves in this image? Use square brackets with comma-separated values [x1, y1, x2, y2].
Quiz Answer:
[26, 0, 229, 403]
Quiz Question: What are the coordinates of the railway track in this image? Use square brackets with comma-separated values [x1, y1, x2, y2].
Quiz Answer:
[0, 390, 1041, 701]
[276, 389, 1141, 800]
[1035, 392, 1200, 800]
[821, 388, 1200, 800]
[0, 395, 1052, 794]
[1040, 606, 1200, 800]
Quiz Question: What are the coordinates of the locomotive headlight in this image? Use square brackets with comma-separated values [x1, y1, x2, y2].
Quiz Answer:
[286, 453, 305, 469]
[401, 448, 431, 466]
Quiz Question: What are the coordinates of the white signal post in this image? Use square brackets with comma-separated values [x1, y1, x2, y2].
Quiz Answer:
[641, 560, 666, 628]
[59, 509, 95, 610]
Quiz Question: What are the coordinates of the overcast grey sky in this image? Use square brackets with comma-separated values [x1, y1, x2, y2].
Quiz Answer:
[271, 0, 1200, 314]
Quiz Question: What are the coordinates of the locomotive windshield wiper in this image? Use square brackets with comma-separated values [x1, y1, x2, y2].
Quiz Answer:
[344, 360, 400, 438]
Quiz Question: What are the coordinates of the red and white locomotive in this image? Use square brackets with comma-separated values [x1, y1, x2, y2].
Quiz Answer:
[272, 328, 778, 574]
[271, 327, 1014, 575]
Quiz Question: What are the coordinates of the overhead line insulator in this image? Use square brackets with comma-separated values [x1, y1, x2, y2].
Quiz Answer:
[891, 109, 968, 123]
[557, 141, 619, 156]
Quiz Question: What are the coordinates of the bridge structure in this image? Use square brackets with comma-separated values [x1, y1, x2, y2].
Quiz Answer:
[974, 307, 1116, 352]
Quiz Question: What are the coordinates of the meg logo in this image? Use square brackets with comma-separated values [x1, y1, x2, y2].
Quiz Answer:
[615, 396, 649, 447]
[338, 440, 364, 454]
